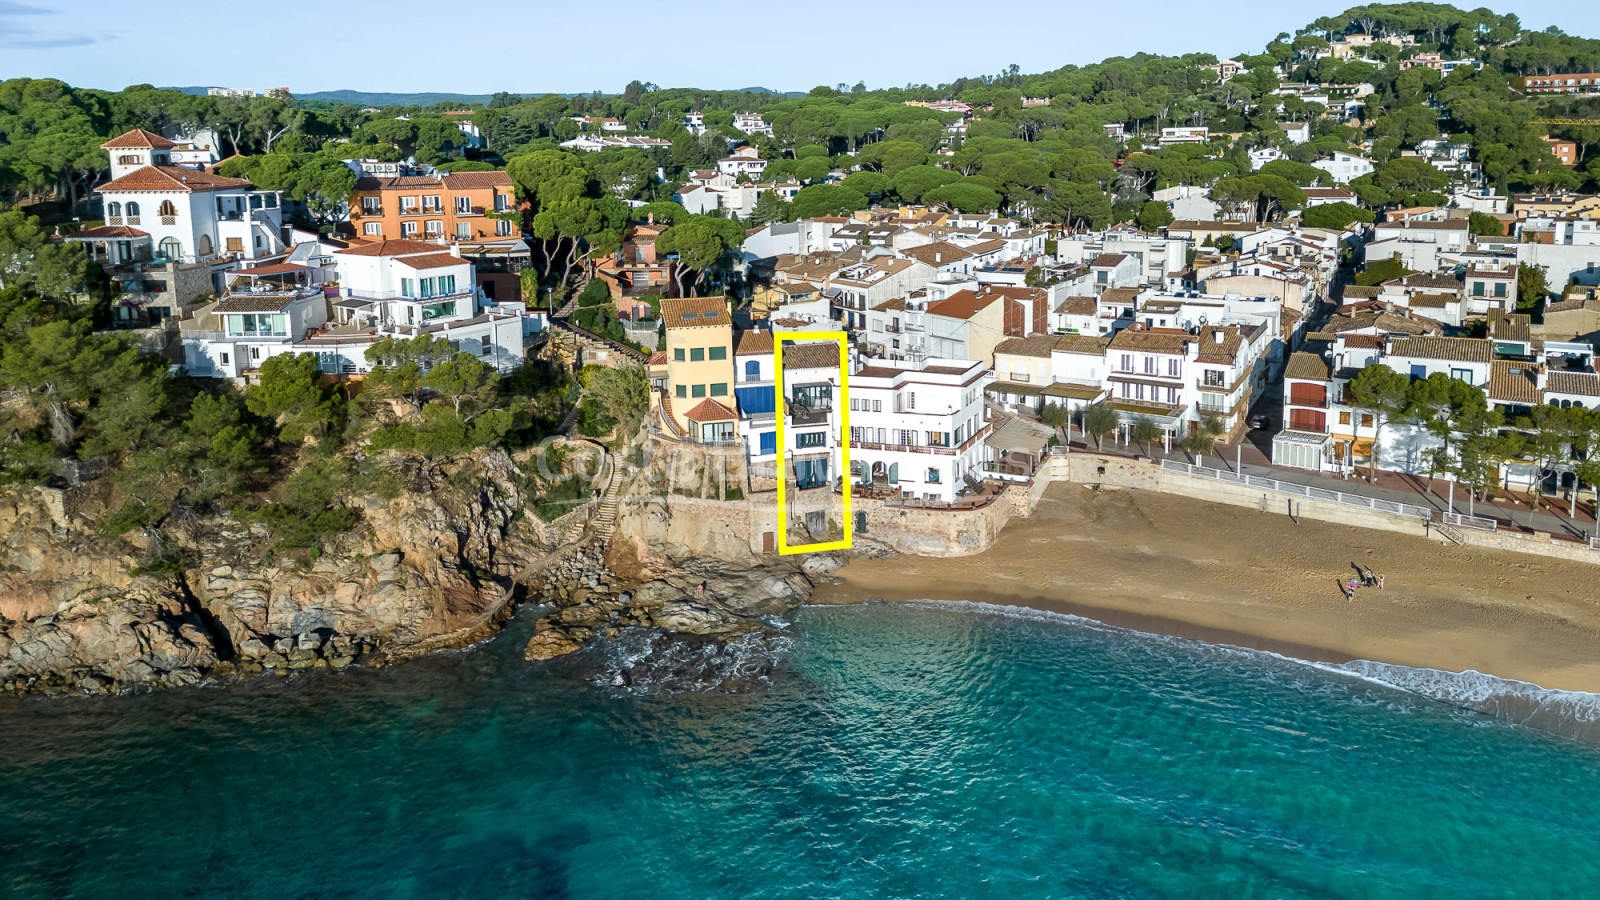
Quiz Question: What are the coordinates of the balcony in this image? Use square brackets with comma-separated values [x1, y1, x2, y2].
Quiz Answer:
[454, 205, 485, 217]
[355, 206, 382, 218]
[1112, 368, 1183, 381]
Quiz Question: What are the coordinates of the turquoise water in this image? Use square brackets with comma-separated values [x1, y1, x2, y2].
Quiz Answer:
[4, 600, 1600, 899]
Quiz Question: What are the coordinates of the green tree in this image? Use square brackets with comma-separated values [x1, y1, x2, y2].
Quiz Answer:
[1137, 200, 1174, 231]
[247, 353, 341, 443]
[1516, 262, 1547, 313]
[1180, 413, 1226, 466]
[1346, 363, 1410, 481]
[580, 362, 649, 434]
[1468, 212, 1504, 237]
[789, 184, 868, 219]
[423, 353, 498, 417]
[1081, 402, 1121, 450]
[1039, 402, 1069, 440]
[1128, 416, 1163, 455]
[1299, 202, 1374, 229]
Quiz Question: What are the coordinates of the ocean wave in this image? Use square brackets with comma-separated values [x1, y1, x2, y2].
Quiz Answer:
[888, 597, 1600, 745]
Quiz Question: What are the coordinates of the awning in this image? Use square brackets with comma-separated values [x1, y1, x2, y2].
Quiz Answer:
[985, 415, 1055, 456]
[227, 262, 311, 277]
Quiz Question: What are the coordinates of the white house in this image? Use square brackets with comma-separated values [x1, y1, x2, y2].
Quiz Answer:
[96, 129, 285, 278]
[849, 357, 991, 504]
[1311, 151, 1376, 184]
[717, 146, 768, 179]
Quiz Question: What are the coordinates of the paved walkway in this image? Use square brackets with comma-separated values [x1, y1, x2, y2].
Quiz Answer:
[1063, 433, 1598, 540]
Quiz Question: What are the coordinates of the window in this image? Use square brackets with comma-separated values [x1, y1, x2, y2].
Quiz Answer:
[1204, 369, 1224, 386]
[1120, 353, 1132, 371]
[455, 196, 472, 214]
[796, 432, 826, 449]
[1473, 281, 1485, 297]
[425, 220, 443, 236]
[362, 223, 382, 237]
[710, 383, 727, 396]
[362, 197, 381, 213]
[400, 196, 417, 212]
[674, 348, 685, 361]
[1144, 356, 1155, 375]
[905, 392, 915, 410]
[158, 200, 177, 217]
[708, 346, 726, 360]
[125, 201, 140, 218]
[402, 278, 416, 298]
[423, 194, 442, 212]
[1494, 282, 1506, 298]
[1361, 414, 1374, 427]
[690, 347, 704, 362]
[118, 154, 140, 165]
[1339, 411, 1352, 425]
[456, 222, 471, 238]
[107, 201, 121, 218]
[873, 400, 881, 412]
[692, 384, 706, 398]
[1169, 359, 1181, 377]
[927, 468, 941, 483]
[1450, 367, 1472, 382]
[227, 236, 245, 252]
[494, 194, 511, 212]
[158, 237, 182, 259]
[402, 221, 418, 236]
[496, 219, 513, 236]
[745, 360, 760, 381]
[676, 385, 686, 398]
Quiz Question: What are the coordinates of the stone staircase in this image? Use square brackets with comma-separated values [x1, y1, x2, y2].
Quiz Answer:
[589, 453, 623, 545]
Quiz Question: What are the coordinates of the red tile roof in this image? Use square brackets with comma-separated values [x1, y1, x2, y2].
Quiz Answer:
[101, 129, 176, 150]
[68, 224, 148, 239]
[95, 166, 252, 193]
[440, 171, 513, 190]
[926, 289, 1002, 320]
[684, 398, 737, 423]
[395, 252, 467, 270]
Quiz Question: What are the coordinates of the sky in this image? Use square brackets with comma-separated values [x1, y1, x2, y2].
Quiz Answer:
[4, 0, 1600, 97]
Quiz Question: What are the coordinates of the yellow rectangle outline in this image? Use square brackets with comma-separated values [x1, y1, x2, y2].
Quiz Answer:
[774, 331, 852, 555]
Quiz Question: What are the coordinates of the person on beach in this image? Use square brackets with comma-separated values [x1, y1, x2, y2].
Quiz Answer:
[1378, 574, 1385, 591]
[1347, 577, 1360, 598]
[1365, 567, 1376, 587]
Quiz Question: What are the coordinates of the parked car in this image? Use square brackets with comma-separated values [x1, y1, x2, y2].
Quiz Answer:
[1247, 414, 1271, 430]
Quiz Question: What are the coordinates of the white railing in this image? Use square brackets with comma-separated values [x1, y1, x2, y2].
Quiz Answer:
[1160, 459, 1435, 521]
[1589, 536, 1600, 552]
[1442, 512, 1498, 532]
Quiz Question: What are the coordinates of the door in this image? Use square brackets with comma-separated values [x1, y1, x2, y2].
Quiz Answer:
[762, 532, 776, 553]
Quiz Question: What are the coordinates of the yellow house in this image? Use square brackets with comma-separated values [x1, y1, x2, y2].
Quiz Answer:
[662, 296, 736, 438]
[751, 283, 819, 320]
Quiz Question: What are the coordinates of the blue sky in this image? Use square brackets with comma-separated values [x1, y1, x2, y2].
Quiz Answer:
[3, 0, 1599, 96]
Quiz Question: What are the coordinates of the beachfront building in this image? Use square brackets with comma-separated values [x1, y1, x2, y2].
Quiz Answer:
[848, 357, 991, 504]
[660, 297, 736, 441]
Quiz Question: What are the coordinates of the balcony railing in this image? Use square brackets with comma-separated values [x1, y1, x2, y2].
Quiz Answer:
[1112, 368, 1183, 380]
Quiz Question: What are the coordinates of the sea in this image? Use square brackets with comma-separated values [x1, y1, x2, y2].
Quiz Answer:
[3, 599, 1599, 899]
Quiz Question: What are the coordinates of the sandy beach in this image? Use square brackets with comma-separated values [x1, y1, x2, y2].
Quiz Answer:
[814, 482, 1600, 694]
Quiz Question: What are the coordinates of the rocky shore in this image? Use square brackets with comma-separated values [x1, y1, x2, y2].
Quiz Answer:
[0, 439, 869, 698]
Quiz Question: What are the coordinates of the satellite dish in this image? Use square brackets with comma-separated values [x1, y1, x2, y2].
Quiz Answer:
[1198, 315, 1209, 326]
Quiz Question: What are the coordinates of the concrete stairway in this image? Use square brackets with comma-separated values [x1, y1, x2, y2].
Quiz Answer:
[589, 453, 622, 545]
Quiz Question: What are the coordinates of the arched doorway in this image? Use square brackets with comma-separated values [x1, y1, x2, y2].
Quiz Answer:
[158, 237, 183, 260]
[197, 235, 213, 257]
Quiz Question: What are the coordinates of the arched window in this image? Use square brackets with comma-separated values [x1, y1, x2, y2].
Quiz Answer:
[745, 360, 760, 381]
[197, 235, 213, 257]
[107, 201, 121, 218]
[158, 200, 177, 217]
[158, 237, 183, 260]
[125, 201, 140, 217]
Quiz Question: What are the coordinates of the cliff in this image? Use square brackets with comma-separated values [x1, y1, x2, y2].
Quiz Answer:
[0, 450, 557, 695]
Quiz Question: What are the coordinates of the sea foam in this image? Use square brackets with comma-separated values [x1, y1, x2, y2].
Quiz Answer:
[893, 597, 1600, 745]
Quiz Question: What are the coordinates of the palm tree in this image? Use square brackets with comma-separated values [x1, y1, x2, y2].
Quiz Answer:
[1129, 416, 1163, 456]
[1081, 403, 1121, 451]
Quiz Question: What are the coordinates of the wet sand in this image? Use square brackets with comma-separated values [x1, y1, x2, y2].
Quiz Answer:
[814, 483, 1600, 693]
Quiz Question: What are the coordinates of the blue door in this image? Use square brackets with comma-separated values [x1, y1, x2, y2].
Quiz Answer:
[758, 431, 776, 456]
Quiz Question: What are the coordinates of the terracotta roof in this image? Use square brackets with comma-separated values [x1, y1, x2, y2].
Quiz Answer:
[683, 398, 737, 423]
[1391, 272, 1464, 290]
[96, 166, 252, 193]
[1283, 352, 1332, 381]
[1055, 296, 1097, 316]
[899, 241, 971, 266]
[1378, 218, 1470, 231]
[647, 351, 668, 366]
[872, 297, 907, 312]
[1406, 292, 1456, 309]
[925, 289, 1001, 321]
[780, 341, 839, 370]
[1194, 326, 1244, 363]
[1547, 371, 1600, 397]
[214, 296, 296, 313]
[1089, 252, 1128, 268]
[1108, 328, 1192, 353]
[1387, 336, 1492, 364]
[1487, 310, 1532, 344]
[395, 252, 466, 270]
[1100, 287, 1141, 307]
[1341, 285, 1382, 299]
[1340, 334, 1385, 349]
[1487, 361, 1541, 405]
[662, 296, 731, 329]
[101, 128, 176, 150]
[736, 330, 774, 356]
[440, 171, 512, 189]
[965, 238, 1005, 255]
[68, 224, 148, 239]
[334, 239, 447, 256]
[994, 335, 1058, 358]
[1051, 334, 1113, 356]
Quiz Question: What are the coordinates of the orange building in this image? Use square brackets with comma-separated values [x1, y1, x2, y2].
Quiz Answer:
[349, 171, 518, 244]
[1542, 135, 1579, 167]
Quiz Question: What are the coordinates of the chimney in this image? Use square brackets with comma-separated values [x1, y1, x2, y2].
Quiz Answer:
[1213, 330, 1224, 344]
